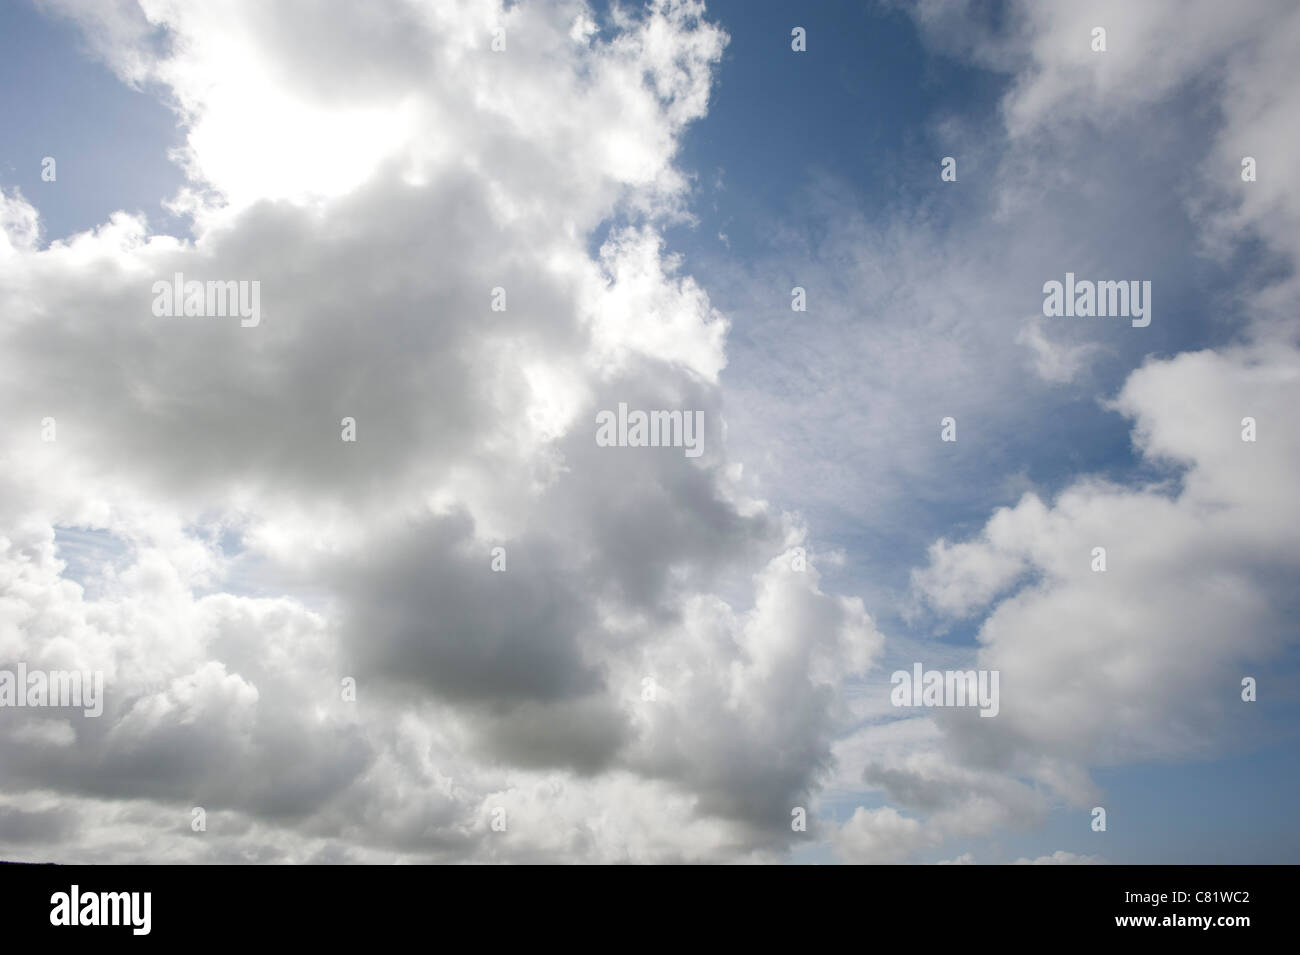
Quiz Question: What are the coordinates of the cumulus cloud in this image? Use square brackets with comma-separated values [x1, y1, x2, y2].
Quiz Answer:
[0, 0, 882, 863]
[908, 343, 1300, 796]
[835, 806, 934, 864]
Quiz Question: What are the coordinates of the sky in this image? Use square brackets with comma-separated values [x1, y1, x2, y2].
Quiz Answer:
[0, 0, 1297, 864]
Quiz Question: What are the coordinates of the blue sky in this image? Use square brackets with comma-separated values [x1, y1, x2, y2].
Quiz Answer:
[0, 0, 185, 242]
[0, 0, 1297, 864]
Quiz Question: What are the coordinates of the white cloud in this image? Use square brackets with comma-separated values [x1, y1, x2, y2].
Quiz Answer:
[1016, 319, 1105, 384]
[1013, 850, 1103, 865]
[910, 342, 1300, 800]
[0, 0, 886, 863]
[835, 806, 935, 864]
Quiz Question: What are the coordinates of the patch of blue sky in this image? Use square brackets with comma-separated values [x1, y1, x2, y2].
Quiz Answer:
[0, 0, 187, 245]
